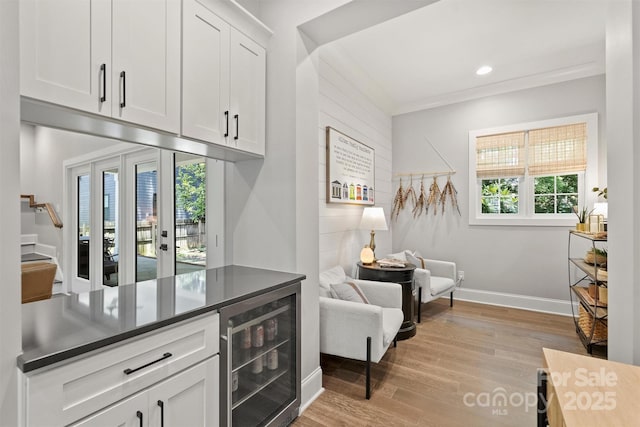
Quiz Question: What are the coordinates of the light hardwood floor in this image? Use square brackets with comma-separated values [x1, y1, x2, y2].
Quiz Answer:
[294, 299, 605, 426]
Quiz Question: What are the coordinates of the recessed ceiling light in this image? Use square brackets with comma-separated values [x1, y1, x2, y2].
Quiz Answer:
[476, 65, 493, 76]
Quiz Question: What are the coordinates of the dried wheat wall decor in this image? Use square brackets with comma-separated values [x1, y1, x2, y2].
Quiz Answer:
[391, 136, 462, 221]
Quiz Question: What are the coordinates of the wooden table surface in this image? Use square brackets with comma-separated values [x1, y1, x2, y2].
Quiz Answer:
[544, 347, 640, 426]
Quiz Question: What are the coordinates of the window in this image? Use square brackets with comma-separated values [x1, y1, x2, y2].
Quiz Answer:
[481, 178, 519, 214]
[469, 113, 598, 226]
[533, 174, 578, 214]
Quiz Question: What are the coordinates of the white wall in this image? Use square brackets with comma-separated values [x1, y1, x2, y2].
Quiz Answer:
[228, 0, 351, 410]
[20, 126, 114, 266]
[605, 0, 640, 365]
[0, 0, 21, 424]
[392, 75, 606, 309]
[318, 46, 393, 274]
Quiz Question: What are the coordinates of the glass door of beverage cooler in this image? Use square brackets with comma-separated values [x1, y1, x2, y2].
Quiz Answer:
[220, 283, 300, 427]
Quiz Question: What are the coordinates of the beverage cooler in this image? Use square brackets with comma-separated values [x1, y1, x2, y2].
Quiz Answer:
[219, 282, 301, 426]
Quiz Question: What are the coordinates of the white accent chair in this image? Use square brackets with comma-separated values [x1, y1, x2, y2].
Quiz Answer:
[391, 250, 459, 323]
[319, 266, 403, 399]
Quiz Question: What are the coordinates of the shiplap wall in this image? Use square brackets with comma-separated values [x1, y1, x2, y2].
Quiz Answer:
[318, 46, 393, 275]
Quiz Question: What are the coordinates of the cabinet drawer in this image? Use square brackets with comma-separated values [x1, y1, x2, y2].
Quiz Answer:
[22, 313, 219, 426]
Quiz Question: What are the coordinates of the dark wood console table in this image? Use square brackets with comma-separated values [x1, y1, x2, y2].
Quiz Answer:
[357, 261, 416, 340]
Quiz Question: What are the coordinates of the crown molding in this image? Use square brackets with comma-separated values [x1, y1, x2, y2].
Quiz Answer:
[394, 61, 605, 116]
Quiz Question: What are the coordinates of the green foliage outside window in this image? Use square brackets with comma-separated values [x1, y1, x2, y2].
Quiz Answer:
[533, 174, 578, 214]
[481, 178, 519, 214]
[176, 163, 206, 223]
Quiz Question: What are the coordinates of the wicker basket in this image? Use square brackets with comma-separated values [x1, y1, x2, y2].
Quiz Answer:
[584, 251, 607, 267]
[578, 305, 607, 341]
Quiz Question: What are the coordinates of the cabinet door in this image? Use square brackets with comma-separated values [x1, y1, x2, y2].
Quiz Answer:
[70, 392, 147, 427]
[229, 30, 266, 156]
[112, 0, 181, 133]
[20, 0, 111, 115]
[182, 0, 230, 145]
[148, 356, 219, 427]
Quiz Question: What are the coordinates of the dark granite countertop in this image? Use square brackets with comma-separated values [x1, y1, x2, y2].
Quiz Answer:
[19, 265, 305, 373]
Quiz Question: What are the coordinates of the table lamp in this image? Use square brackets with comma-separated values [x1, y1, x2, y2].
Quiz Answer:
[359, 207, 388, 256]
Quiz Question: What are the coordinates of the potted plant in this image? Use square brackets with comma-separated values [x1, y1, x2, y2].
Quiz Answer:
[573, 206, 592, 232]
[592, 186, 607, 200]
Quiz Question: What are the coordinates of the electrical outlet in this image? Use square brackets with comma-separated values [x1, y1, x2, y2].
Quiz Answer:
[458, 270, 465, 281]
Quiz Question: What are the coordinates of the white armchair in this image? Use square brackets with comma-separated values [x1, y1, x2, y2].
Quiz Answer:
[319, 266, 403, 399]
[391, 250, 459, 323]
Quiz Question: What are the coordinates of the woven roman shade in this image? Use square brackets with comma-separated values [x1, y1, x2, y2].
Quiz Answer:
[528, 123, 586, 176]
[476, 131, 526, 178]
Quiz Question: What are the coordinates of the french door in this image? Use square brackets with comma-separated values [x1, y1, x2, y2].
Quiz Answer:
[124, 150, 170, 283]
[66, 147, 224, 294]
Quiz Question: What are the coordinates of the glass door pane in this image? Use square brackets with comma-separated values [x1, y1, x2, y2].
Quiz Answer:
[229, 294, 297, 426]
[103, 170, 119, 286]
[77, 174, 90, 280]
[135, 162, 158, 282]
[174, 153, 206, 275]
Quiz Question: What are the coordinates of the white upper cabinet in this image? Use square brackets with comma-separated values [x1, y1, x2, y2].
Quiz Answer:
[112, 0, 180, 132]
[21, 0, 269, 156]
[20, 0, 112, 116]
[229, 30, 266, 156]
[20, 0, 180, 134]
[182, 0, 267, 156]
[182, 0, 230, 145]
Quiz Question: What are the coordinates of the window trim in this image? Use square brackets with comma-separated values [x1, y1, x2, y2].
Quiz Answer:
[468, 113, 598, 226]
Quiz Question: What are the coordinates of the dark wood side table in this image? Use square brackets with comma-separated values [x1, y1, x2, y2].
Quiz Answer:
[357, 261, 416, 340]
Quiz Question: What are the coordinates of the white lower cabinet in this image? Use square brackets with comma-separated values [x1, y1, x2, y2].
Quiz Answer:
[70, 391, 148, 427]
[72, 356, 219, 427]
[21, 314, 219, 426]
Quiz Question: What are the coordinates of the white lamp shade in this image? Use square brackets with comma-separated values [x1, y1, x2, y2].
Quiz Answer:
[360, 207, 388, 231]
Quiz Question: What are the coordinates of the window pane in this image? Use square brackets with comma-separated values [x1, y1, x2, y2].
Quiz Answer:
[502, 178, 519, 194]
[533, 174, 579, 215]
[481, 178, 519, 214]
[481, 196, 499, 213]
[557, 174, 578, 193]
[103, 170, 118, 287]
[481, 179, 499, 197]
[136, 162, 157, 282]
[535, 195, 555, 213]
[558, 194, 578, 214]
[500, 196, 519, 214]
[534, 176, 555, 195]
[175, 154, 206, 275]
[78, 175, 90, 280]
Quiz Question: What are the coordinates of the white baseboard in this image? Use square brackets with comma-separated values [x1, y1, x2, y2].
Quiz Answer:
[299, 366, 324, 415]
[453, 288, 574, 316]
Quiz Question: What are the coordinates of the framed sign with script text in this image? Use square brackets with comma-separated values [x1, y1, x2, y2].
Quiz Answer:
[326, 127, 375, 205]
